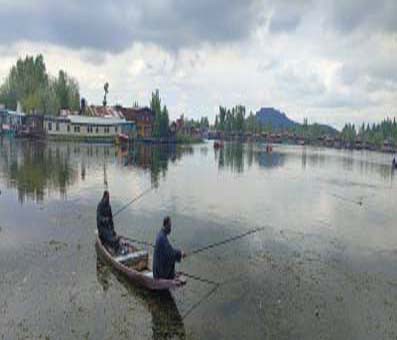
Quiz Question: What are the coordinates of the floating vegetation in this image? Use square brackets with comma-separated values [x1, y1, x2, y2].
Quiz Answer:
[48, 240, 68, 252]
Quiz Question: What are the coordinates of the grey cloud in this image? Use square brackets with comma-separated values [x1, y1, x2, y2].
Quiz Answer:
[267, 1, 311, 33]
[339, 57, 397, 89]
[0, 0, 263, 53]
[269, 14, 301, 33]
[328, 0, 397, 33]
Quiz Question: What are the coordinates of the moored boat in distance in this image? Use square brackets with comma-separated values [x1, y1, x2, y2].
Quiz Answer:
[115, 132, 130, 145]
[214, 140, 224, 149]
[95, 235, 186, 290]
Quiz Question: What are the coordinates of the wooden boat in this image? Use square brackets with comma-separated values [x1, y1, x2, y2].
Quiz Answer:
[214, 141, 224, 149]
[115, 133, 129, 145]
[95, 235, 186, 290]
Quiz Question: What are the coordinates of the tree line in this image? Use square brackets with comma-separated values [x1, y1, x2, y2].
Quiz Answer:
[214, 105, 246, 132]
[179, 115, 210, 129]
[0, 55, 80, 115]
[341, 118, 397, 146]
[213, 105, 337, 142]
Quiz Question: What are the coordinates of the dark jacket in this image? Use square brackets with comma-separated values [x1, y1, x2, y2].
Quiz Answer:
[96, 198, 115, 241]
[153, 229, 182, 279]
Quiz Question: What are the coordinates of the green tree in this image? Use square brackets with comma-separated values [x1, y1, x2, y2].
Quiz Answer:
[150, 89, 169, 138]
[161, 105, 170, 137]
[0, 54, 80, 115]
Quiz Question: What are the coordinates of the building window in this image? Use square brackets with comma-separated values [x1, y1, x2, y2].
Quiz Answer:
[67, 125, 70, 132]
[104, 127, 109, 133]
[56, 123, 59, 131]
[74, 125, 80, 133]
[115, 126, 118, 133]
[48, 122, 52, 131]
[95, 126, 99, 133]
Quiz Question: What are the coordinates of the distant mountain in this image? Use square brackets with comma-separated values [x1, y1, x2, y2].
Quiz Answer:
[310, 123, 339, 136]
[256, 107, 338, 134]
[256, 107, 298, 129]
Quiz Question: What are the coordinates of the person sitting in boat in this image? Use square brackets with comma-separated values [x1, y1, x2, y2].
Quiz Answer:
[153, 216, 185, 280]
[97, 190, 120, 253]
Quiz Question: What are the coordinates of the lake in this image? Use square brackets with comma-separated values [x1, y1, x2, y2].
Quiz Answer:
[0, 138, 396, 339]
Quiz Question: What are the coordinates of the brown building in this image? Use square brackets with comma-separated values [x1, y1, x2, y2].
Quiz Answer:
[120, 107, 155, 138]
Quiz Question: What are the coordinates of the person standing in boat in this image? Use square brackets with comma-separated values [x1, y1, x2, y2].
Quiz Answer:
[97, 190, 120, 253]
[153, 216, 185, 280]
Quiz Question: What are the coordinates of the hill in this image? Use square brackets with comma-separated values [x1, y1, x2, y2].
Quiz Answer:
[256, 107, 298, 129]
[256, 107, 338, 135]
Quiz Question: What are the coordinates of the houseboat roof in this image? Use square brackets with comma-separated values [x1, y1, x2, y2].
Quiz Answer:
[0, 109, 25, 117]
[68, 115, 127, 125]
[45, 115, 131, 126]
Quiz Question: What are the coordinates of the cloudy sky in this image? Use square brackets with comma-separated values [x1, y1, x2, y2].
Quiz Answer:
[0, 0, 396, 128]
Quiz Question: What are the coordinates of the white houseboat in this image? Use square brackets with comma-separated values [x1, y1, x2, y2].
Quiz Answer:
[43, 115, 136, 142]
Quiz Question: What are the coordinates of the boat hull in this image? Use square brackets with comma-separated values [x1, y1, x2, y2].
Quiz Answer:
[95, 235, 185, 290]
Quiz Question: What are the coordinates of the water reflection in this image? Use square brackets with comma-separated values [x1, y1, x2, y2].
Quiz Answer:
[256, 152, 286, 169]
[214, 142, 395, 182]
[96, 257, 185, 340]
[0, 138, 77, 203]
[0, 139, 195, 203]
[215, 143, 245, 173]
[117, 144, 194, 187]
[0, 139, 394, 204]
[215, 143, 286, 172]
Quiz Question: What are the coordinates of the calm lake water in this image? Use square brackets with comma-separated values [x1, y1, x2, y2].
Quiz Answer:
[0, 138, 396, 339]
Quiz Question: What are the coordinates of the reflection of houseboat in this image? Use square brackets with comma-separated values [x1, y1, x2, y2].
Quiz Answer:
[44, 115, 135, 143]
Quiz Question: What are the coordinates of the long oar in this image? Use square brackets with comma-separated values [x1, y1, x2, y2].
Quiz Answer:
[113, 186, 154, 218]
[186, 226, 266, 257]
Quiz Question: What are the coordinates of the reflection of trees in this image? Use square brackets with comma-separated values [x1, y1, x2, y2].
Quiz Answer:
[301, 147, 307, 169]
[96, 256, 185, 340]
[217, 143, 244, 173]
[119, 144, 194, 187]
[0, 139, 77, 203]
[215, 143, 286, 172]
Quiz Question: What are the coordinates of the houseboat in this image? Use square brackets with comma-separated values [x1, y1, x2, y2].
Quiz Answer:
[382, 139, 395, 153]
[0, 109, 25, 136]
[43, 115, 136, 143]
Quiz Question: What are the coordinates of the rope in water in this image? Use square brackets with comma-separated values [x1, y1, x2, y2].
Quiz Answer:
[178, 271, 220, 286]
[113, 186, 155, 218]
[182, 284, 220, 320]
